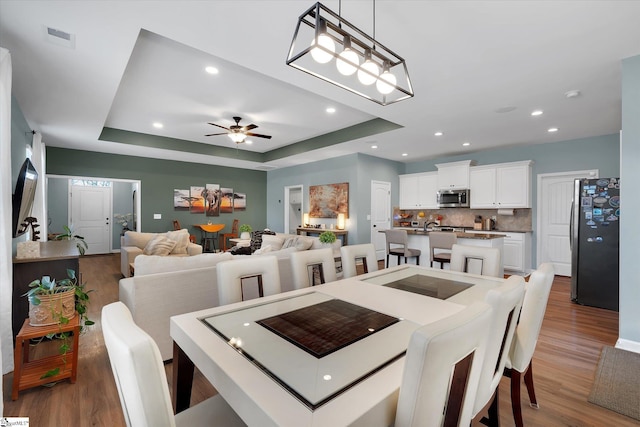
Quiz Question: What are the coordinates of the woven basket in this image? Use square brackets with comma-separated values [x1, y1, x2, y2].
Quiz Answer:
[28, 289, 76, 326]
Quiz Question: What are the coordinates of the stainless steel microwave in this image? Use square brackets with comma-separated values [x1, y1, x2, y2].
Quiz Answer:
[437, 189, 470, 208]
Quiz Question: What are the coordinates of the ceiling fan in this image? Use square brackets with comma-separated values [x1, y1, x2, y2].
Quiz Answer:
[205, 116, 272, 144]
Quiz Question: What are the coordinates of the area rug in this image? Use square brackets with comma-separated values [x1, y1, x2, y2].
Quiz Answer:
[588, 345, 640, 421]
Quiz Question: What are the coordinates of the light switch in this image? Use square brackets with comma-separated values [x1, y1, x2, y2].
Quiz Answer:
[154, 214, 161, 219]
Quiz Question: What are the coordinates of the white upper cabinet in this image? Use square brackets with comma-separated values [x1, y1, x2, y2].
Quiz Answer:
[470, 160, 533, 208]
[399, 172, 438, 209]
[436, 160, 476, 189]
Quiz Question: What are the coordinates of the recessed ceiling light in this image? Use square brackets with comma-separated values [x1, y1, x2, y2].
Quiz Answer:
[152, 122, 163, 129]
[565, 90, 581, 98]
[548, 127, 559, 133]
[326, 107, 336, 113]
[434, 131, 443, 136]
[494, 106, 517, 114]
[402, 153, 408, 157]
[205, 66, 219, 74]
[371, 145, 378, 149]
[245, 139, 253, 145]
[462, 142, 471, 147]
[531, 110, 543, 116]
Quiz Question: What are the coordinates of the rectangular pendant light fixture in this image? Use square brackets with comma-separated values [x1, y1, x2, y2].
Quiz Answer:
[286, 2, 414, 106]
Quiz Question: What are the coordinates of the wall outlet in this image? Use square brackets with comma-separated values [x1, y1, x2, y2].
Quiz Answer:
[154, 214, 161, 219]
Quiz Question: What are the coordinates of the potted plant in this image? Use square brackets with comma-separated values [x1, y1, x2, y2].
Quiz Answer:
[53, 225, 88, 255]
[239, 224, 252, 240]
[24, 269, 94, 379]
[319, 230, 337, 245]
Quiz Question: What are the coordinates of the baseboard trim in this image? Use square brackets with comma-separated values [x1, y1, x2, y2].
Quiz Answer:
[615, 338, 640, 354]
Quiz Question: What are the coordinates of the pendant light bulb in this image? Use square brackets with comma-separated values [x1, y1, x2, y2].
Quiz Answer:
[336, 36, 359, 76]
[310, 19, 335, 64]
[376, 62, 397, 94]
[358, 49, 379, 85]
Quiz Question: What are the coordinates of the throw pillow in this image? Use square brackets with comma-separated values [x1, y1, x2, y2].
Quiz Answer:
[261, 234, 285, 251]
[293, 236, 314, 251]
[254, 245, 273, 255]
[250, 229, 276, 252]
[165, 229, 189, 254]
[143, 235, 177, 256]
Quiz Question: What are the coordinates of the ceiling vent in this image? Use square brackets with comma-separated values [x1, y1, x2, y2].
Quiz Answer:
[44, 26, 76, 49]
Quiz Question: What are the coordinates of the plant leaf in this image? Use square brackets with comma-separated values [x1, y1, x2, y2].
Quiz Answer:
[41, 368, 60, 379]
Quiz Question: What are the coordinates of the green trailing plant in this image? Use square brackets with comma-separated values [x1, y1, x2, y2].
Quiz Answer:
[319, 230, 337, 244]
[239, 224, 252, 234]
[54, 225, 88, 255]
[24, 269, 94, 379]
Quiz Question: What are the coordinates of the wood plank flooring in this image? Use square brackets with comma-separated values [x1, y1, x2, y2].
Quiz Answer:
[3, 255, 638, 426]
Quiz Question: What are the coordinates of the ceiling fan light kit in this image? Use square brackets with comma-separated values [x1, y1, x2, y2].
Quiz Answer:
[205, 116, 272, 145]
[287, 1, 414, 106]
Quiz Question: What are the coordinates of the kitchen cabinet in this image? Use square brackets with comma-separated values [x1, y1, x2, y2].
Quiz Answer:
[436, 160, 476, 190]
[466, 230, 531, 273]
[470, 160, 533, 208]
[399, 172, 438, 209]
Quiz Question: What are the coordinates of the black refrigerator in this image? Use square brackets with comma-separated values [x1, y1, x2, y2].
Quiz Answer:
[570, 178, 620, 311]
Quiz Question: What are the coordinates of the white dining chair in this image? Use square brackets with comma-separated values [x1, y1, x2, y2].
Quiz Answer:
[428, 231, 457, 269]
[383, 229, 421, 267]
[216, 255, 281, 305]
[101, 302, 245, 427]
[450, 244, 501, 277]
[340, 243, 379, 278]
[395, 302, 493, 427]
[290, 247, 337, 288]
[471, 275, 525, 425]
[504, 263, 555, 427]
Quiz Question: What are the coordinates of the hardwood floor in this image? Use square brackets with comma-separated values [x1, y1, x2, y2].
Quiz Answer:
[3, 255, 637, 426]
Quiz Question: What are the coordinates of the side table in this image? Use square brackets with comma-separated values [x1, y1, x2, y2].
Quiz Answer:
[12, 315, 80, 400]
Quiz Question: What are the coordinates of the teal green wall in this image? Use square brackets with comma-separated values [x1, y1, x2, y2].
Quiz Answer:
[46, 177, 68, 234]
[45, 148, 268, 238]
[266, 153, 404, 244]
[619, 54, 640, 346]
[112, 181, 134, 249]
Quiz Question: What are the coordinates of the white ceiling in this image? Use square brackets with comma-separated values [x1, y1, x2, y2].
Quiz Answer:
[1, 1, 639, 171]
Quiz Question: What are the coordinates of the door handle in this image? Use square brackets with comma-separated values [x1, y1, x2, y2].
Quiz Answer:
[373, 224, 377, 227]
[569, 201, 574, 251]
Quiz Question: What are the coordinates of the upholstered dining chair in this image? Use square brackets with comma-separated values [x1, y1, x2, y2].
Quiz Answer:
[450, 244, 501, 278]
[216, 255, 281, 305]
[340, 243, 379, 278]
[383, 229, 421, 267]
[290, 247, 337, 289]
[471, 275, 525, 426]
[102, 302, 245, 427]
[395, 302, 493, 427]
[219, 219, 239, 252]
[428, 231, 457, 269]
[504, 263, 555, 427]
[173, 219, 197, 243]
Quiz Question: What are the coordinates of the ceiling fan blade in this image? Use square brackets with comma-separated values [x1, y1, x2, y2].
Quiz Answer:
[245, 132, 272, 139]
[204, 132, 228, 137]
[243, 124, 258, 131]
[208, 122, 230, 131]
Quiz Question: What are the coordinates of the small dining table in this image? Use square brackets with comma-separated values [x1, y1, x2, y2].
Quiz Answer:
[170, 265, 508, 426]
[194, 223, 224, 252]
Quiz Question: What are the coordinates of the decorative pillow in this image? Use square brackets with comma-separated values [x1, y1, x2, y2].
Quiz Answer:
[293, 237, 314, 251]
[253, 245, 274, 255]
[143, 235, 177, 256]
[165, 229, 189, 254]
[281, 237, 297, 249]
[261, 234, 285, 251]
[250, 229, 276, 252]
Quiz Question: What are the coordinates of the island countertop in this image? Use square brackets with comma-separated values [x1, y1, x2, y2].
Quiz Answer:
[387, 228, 504, 240]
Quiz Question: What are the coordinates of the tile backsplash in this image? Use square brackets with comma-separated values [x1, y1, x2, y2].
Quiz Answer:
[393, 207, 532, 232]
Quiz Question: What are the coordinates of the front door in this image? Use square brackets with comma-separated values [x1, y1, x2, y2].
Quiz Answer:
[70, 183, 112, 255]
[371, 181, 391, 260]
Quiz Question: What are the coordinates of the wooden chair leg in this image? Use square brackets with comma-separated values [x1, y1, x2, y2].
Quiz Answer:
[510, 369, 524, 427]
[386, 254, 389, 268]
[524, 361, 539, 408]
[480, 391, 500, 427]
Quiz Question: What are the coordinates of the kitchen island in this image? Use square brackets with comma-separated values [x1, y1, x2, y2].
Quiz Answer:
[384, 228, 505, 275]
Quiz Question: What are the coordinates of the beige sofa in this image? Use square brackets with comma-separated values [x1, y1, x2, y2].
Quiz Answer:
[118, 231, 341, 360]
[120, 229, 202, 278]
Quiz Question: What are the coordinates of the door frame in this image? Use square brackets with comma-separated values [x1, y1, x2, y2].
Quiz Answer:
[283, 184, 303, 234]
[536, 169, 598, 274]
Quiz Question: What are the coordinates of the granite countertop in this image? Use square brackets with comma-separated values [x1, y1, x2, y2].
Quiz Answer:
[386, 228, 504, 240]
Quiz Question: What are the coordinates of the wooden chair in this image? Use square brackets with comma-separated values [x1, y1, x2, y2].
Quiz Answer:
[173, 219, 196, 243]
[340, 243, 378, 278]
[395, 302, 493, 427]
[220, 219, 239, 252]
[504, 263, 555, 427]
[428, 231, 457, 268]
[216, 256, 281, 306]
[290, 247, 337, 289]
[383, 229, 421, 267]
[450, 244, 501, 277]
[101, 302, 245, 427]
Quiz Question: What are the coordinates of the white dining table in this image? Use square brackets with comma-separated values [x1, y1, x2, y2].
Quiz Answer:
[170, 264, 507, 427]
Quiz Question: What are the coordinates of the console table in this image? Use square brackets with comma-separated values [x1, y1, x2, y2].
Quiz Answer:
[12, 241, 80, 342]
[296, 227, 348, 245]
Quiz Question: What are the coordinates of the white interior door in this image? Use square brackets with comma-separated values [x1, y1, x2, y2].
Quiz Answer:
[70, 183, 112, 255]
[284, 185, 303, 234]
[371, 181, 391, 260]
[537, 170, 597, 276]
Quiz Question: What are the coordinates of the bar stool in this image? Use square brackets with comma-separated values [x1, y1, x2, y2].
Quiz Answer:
[428, 231, 457, 269]
[220, 219, 239, 252]
[383, 229, 421, 267]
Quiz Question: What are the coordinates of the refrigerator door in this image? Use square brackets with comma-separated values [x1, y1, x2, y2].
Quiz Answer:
[571, 178, 620, 311]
